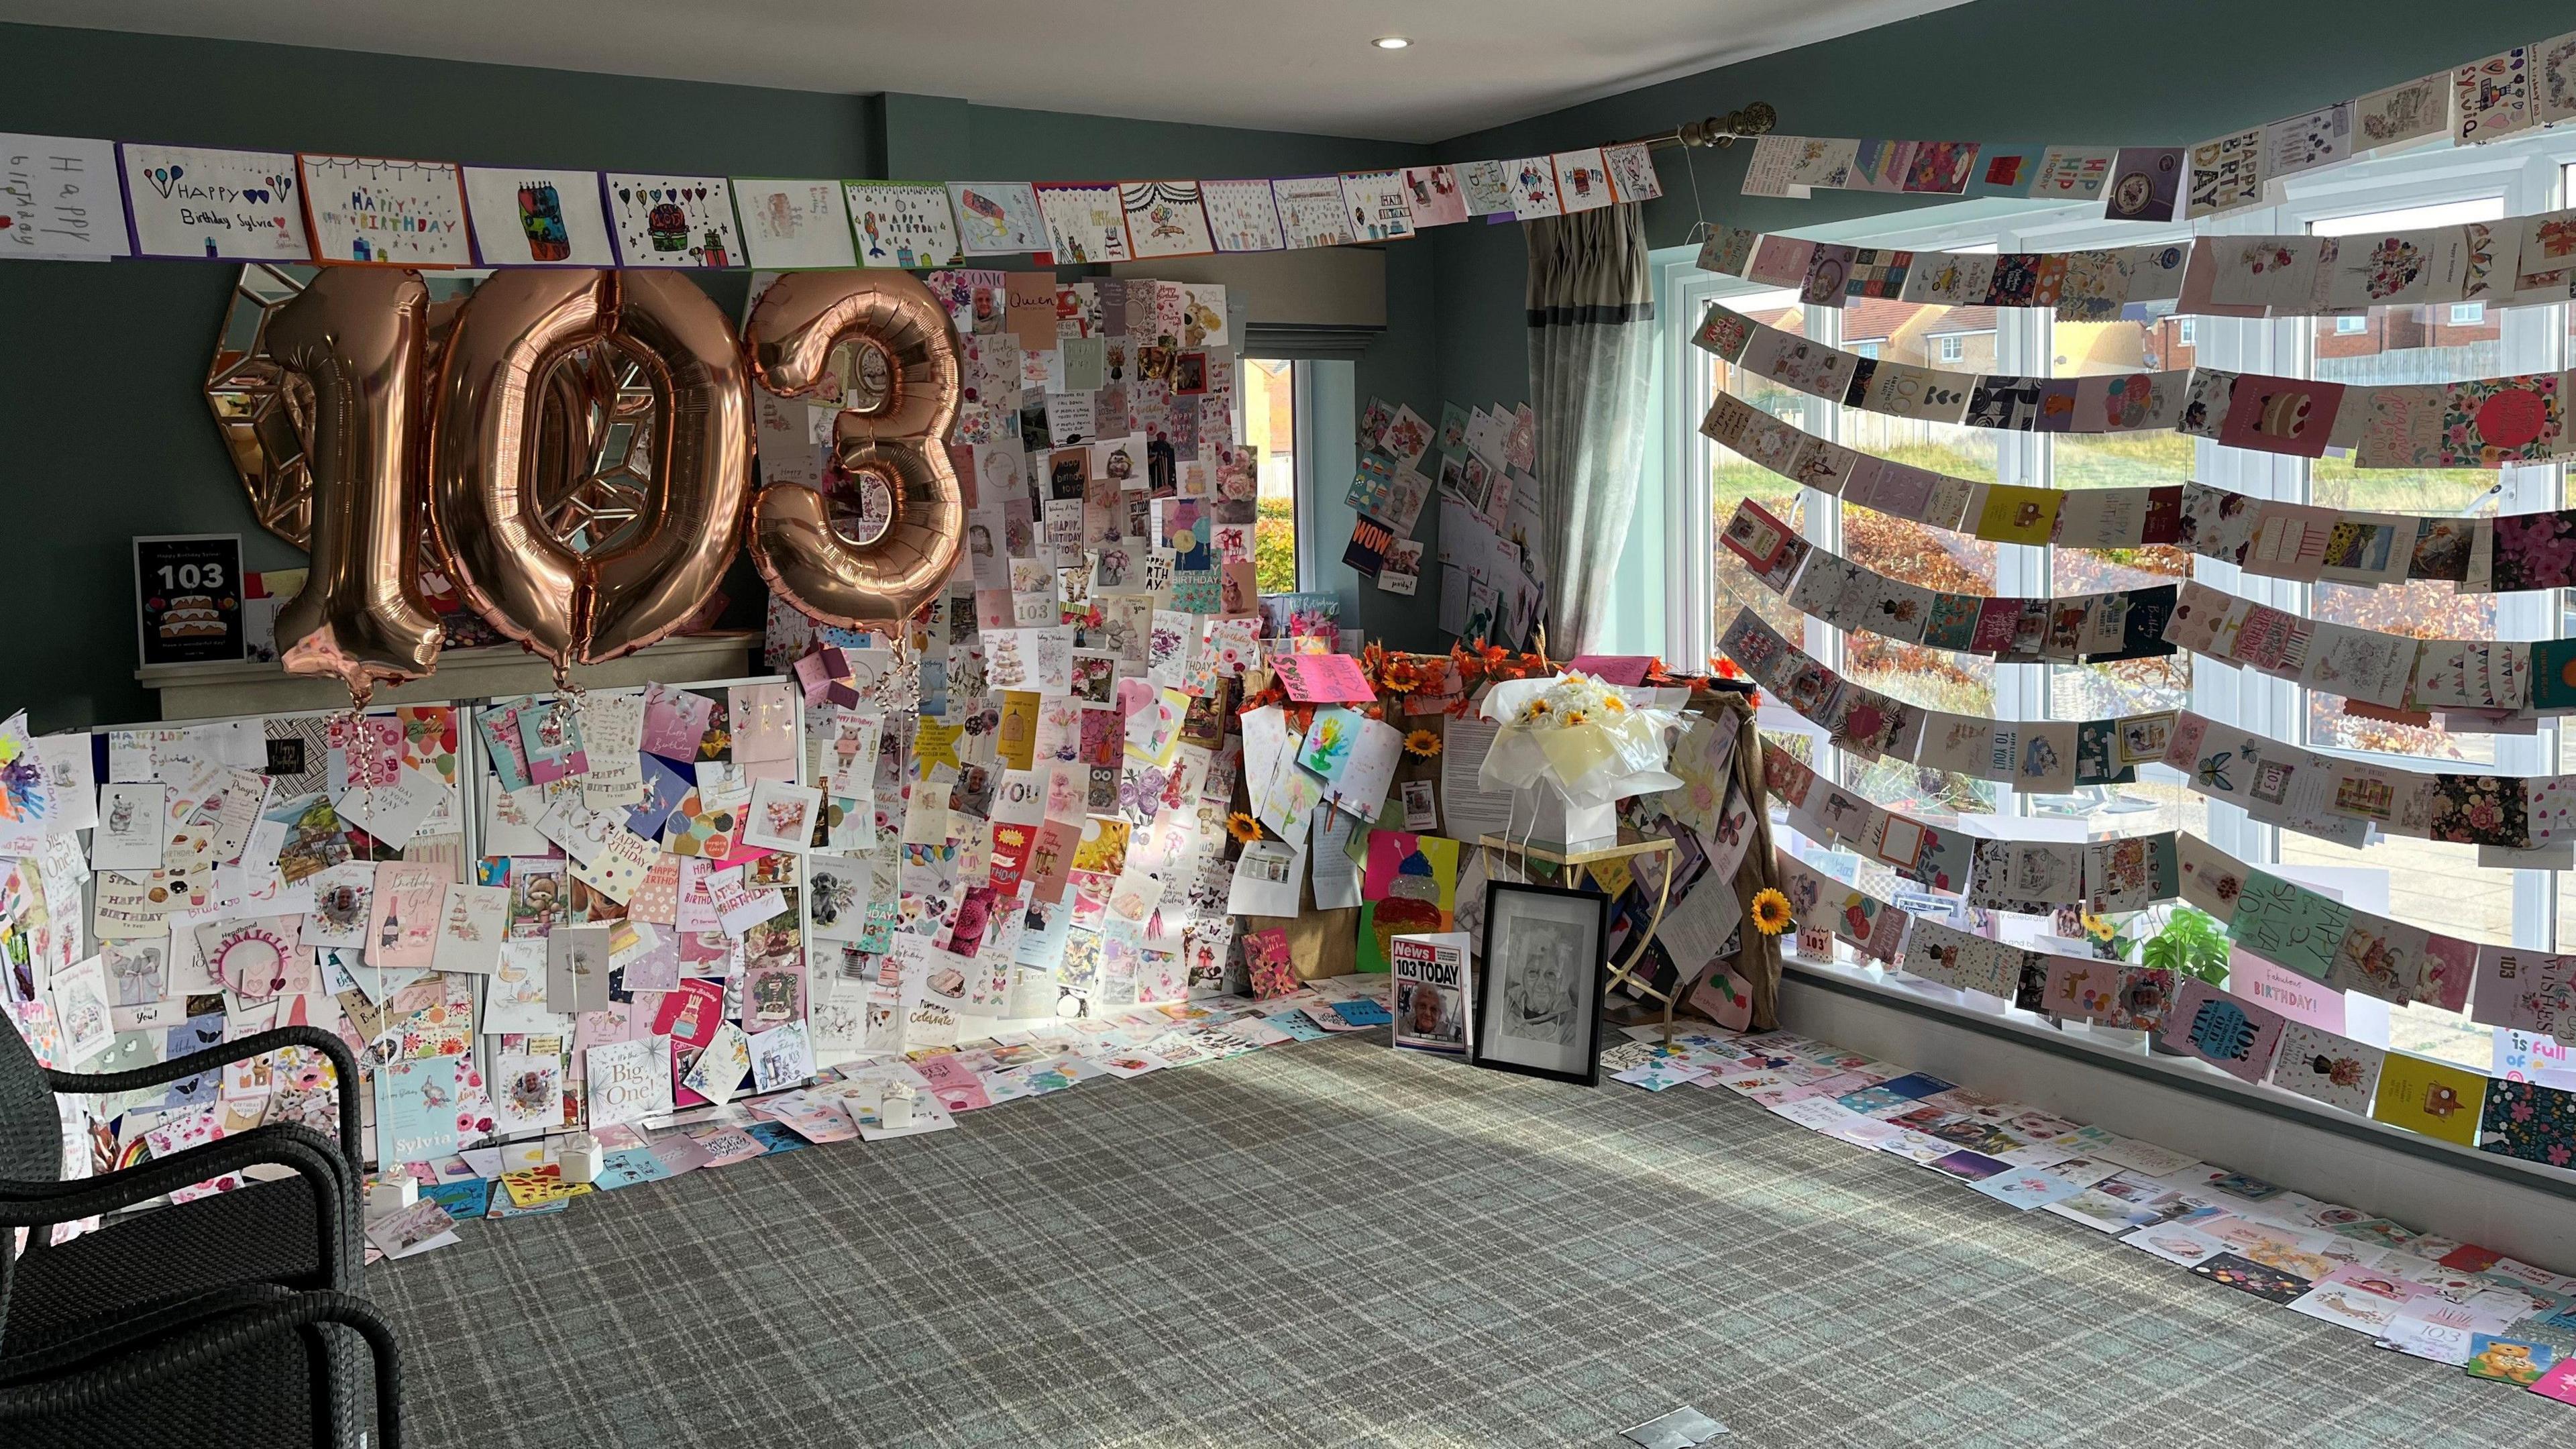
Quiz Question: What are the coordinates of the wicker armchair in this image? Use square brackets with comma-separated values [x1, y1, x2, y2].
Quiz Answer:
[0, 1283, 398, 1449]
[2, 1020, 393, 1446]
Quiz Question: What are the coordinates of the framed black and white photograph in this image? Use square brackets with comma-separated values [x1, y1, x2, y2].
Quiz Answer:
[1470, 879, 1609, 1086]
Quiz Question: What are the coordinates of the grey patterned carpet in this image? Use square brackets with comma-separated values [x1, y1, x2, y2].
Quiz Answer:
[377, 1032, 2566, 1448]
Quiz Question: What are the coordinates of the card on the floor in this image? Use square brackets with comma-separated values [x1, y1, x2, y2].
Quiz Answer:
[2190, 1252, 2311, 1304]
[1969, 1168, 2086, 1211]
[2465, 1334, 2556, 1385]
[1621, 1406, 1728, 1448]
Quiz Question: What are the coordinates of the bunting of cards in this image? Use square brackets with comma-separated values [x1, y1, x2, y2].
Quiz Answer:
[1695, 206, 2576, 318]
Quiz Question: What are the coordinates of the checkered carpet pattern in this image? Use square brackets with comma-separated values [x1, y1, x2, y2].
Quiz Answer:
[378, 1033, 2566, 1448]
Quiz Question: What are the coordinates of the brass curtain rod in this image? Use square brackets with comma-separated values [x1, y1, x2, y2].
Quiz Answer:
[1614, 101, 1778, 153]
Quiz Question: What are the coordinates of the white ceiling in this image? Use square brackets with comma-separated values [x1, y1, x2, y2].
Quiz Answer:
[4, 0, 1970, 143]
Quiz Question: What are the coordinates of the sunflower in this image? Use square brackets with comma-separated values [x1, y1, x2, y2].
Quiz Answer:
[1403, 728, 1442, 758]
[1225, 812, 1263, 845]
[1750, 888, 1795, 936]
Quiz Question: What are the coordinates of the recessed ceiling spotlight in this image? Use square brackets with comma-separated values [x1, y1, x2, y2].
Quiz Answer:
[1373, 36, 1411, 50]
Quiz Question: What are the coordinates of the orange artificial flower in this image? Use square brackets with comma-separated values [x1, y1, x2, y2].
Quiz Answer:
[1226, 812, 1263, 845]
[1403, 729, 1441, 758]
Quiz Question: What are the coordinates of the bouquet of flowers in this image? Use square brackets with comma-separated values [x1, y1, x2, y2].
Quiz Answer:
[1477, 672, 1685, 811]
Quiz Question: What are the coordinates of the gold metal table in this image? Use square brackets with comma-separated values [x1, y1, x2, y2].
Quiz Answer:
[1479, 832, 1682, 1046]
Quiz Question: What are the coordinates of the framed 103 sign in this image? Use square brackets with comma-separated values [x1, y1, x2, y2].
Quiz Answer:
[135, 533, 246, 666]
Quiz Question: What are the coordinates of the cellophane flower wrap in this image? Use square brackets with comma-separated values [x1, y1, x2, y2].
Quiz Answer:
[1477, 672, 1684, 808]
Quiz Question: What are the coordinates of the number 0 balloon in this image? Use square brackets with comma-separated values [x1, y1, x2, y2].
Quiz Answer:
[428, 270, 752, 675]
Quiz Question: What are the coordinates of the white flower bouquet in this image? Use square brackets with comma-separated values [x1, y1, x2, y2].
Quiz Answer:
[1479, 672, 1685, 847]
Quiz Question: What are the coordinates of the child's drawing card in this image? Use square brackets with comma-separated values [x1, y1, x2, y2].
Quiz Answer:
[297, 155, 471, 266]
[121, 144, 312, 261]
[733, 178, 857, 270]
[601, 173, 742, 268]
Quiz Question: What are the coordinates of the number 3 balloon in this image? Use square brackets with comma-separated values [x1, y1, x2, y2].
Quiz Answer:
[741, 270, 963, 627]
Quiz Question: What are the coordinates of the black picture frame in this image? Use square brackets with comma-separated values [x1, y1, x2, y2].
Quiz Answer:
[1469, 878, 1609, 1087]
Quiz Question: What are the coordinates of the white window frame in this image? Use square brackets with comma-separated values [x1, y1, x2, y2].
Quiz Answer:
[1660, 125, 2576, 975]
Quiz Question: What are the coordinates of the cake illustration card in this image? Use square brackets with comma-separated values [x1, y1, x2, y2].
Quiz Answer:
[843, 182, 962, 269]
[733, 178, 856, 270]
[2369, 1053, 2487, 1147]
[947, 181, 1043, 256]
[601, 173, 741, 268]
[1272, 176, 1354, 250]
[2455, 46, 2532, 144]
[121, 143, 311, 260]
[460, 166, 614, 266]
[295, 155, 471, 267]
[2267, 1023, 2384, 1116]
[1033, 182, 1130, 264]
[1339, 170, 1417, 241]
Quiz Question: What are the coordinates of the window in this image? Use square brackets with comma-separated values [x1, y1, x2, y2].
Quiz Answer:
[1242, 358, 1299, 592]
[2282, 193, 2530, 1071]
[1665, 127, 2576, 1077]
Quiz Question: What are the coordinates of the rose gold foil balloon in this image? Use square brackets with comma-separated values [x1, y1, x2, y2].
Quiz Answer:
[742, 270, 963, 627]
[428, 270, 749, 672]
[265, 267, 443, 701]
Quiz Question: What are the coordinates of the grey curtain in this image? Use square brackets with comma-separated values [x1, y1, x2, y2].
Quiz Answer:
[1525, 203, 1655, 657]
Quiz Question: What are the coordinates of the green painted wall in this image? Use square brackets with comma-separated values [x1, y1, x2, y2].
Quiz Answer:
[0, 22, 1444, 730]
[1430, 0, 2576, 411]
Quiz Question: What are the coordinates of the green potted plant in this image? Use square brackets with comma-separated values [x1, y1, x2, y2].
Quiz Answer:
[2132, 906, 2230, 1053]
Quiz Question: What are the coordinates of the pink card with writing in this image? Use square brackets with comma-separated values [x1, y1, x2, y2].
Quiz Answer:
[1566, 655, 1652, 686]
[1271, 653, 1376, 703]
